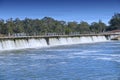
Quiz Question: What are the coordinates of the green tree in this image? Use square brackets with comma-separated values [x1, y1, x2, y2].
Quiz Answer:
[0, 19, 5, 34]
[13, 18, 24, 33]
[67, 21, 78, 33]
[23, 18, 33, 35]
[98, 20, 106, 32]
[90, 20, 106, 33]
[108, 13, 120, 30]
[6, 18, 14, 35]
[77, 21, 90, 34]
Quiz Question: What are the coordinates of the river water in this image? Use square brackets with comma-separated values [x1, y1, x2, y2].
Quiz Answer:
[0, 41, 120, 80]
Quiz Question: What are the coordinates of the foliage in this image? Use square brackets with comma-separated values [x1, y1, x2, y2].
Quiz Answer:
[90, 20, 106, 33]
[107, 13, 120, 30]
[0, 13, 119, 36]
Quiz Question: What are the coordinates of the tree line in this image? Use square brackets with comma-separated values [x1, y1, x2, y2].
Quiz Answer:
[0, 13, 120, 36]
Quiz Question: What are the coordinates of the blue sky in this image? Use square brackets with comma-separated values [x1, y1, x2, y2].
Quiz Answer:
[0, 0, 120, 24]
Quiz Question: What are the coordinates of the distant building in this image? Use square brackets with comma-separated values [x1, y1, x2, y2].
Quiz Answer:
[108, 30, 120, 34]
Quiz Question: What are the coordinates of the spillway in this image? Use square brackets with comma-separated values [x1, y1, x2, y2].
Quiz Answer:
[0, 35, 110, 51]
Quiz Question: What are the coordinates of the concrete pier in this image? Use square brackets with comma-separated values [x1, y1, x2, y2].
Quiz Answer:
[111, 36, 120, 40]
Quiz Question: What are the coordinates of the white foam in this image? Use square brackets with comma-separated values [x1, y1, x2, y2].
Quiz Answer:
[59, 62, 67, 64]
[30, 55, 59, 60]
[0, 36, 109, 51]
[95, 57, 112, 61]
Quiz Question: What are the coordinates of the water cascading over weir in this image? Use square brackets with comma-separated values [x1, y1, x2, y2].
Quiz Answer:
[0, 34, 119, 51]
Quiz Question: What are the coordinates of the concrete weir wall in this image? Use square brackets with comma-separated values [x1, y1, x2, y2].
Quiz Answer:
[0, 34, 118, 51]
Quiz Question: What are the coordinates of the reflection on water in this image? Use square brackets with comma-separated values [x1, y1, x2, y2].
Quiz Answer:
[0, 41, 120, 80]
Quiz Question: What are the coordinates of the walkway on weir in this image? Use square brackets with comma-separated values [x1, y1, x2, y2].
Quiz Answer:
[0, 33, 120, 39]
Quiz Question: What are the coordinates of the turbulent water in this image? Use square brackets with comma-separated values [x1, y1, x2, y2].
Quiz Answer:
[0, 36, 108, 50]
[0, 41, 120, 80]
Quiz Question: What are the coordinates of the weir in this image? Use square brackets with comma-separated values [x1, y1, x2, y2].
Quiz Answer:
[0, 33, 119, 51]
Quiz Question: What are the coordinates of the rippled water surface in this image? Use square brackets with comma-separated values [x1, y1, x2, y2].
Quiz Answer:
[0, 41, 120, 80]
